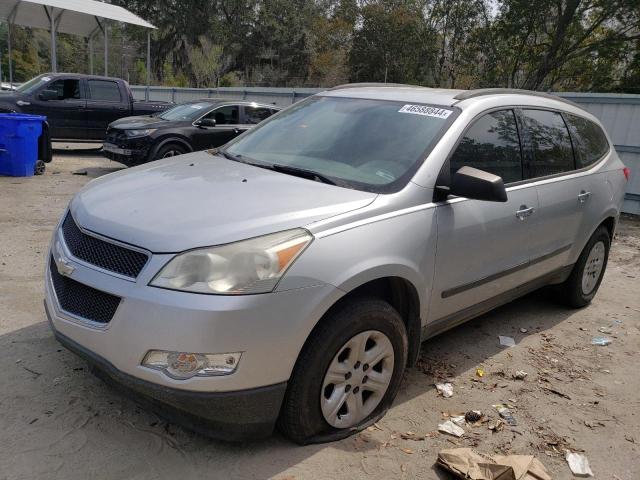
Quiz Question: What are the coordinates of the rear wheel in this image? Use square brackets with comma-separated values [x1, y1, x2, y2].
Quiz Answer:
[152, 143, 187, 161]
[556, 226, 610, 308]
[278, 298, 407, 444]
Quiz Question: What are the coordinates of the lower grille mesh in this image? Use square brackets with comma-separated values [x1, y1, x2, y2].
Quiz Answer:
[49, 256, 121, 324]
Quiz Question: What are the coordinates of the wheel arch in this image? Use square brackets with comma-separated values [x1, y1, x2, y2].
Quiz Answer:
[148, 136, 193, 160]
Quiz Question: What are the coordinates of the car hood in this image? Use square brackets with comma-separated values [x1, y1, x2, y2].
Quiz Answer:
[109, 115, 179, 130]
[71, 153, 377, 252]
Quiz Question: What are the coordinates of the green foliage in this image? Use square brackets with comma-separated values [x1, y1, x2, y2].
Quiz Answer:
[2, 0, 640, 92]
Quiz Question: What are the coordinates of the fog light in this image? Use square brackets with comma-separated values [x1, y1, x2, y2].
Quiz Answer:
[142, 350, 241, 379]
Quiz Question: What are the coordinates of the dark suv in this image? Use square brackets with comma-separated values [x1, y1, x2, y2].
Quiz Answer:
[103, 100, 280, 166]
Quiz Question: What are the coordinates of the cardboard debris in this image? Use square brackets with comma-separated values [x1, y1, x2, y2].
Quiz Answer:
[437, 448, 552, 480]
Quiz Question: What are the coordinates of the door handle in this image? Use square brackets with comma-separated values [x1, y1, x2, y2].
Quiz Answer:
[516, 205, 534, 220]
[578, 190, 591, 204]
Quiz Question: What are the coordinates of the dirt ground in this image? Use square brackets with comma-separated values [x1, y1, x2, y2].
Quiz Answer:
[0, 146, 639, 480]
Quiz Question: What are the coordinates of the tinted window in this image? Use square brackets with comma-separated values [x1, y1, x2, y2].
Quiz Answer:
[522, 109, 574, 177]
[245, 106, 274, 124]
[88, 80, 121, 102]
[209, 105, 239, 125]
[564, 114, 609, 168]
[160, 102, 211, 121]
[450, 110, 523, 183]
[45, 79, 81, 100]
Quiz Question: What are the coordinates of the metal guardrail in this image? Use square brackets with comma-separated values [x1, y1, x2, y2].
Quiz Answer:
[131, 85, 640, 214]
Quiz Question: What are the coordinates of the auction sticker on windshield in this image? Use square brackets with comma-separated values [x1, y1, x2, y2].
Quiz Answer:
[398, 104, 452, 119]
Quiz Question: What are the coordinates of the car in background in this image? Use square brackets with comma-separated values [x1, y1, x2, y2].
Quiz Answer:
[0, 73, 170, 140]
[102, 100, 280, 166]
[1, 82, 17, 91]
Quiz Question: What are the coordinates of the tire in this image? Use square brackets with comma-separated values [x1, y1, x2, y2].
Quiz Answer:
[152, 143, 187, 161]
[556, 226, 610, 308]
[34, 160, 46, 175]
[278, 297, 408, 445]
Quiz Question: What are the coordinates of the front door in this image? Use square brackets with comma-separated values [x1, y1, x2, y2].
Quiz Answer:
[191, 105, 243, 150]
[26, 77, 86, 139]
[429, 109, 538, 322]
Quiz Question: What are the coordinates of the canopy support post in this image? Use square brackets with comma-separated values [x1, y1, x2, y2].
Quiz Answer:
[146, 30, 151, 100]
[7, 2, 20, 88]
[104, 23, 108, 76]
[89, 35, 93, 74]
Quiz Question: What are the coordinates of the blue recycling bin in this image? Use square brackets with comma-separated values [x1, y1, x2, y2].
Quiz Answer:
[0, 113, 46, 177]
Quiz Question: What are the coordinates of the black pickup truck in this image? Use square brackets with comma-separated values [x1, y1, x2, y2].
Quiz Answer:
[0, 73, 171, 141]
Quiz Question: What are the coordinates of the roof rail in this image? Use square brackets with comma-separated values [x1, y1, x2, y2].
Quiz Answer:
[453, 88, 580, 107]
[329, 82, 426, 91]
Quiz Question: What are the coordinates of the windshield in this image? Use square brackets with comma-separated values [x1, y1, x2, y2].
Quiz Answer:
[16, 74, 52, 94]
[225, 96, 456, 192]
[159, 102, 211, 121]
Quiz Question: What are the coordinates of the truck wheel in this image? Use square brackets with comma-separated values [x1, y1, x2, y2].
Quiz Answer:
[278, 297, 407, 445]
[153, 143, 187, 161]
[556, 226, 610, 308]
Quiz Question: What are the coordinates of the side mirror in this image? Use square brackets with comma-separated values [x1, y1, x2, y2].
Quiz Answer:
[449, 166, 508, 202]
[39, 89, 58, 101]
[195, 118, 216, 127]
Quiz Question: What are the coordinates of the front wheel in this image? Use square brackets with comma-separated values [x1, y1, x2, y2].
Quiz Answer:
[556, 226, 611, 308]
[278, 298, 407, 444]
[152, 143, 187, 161]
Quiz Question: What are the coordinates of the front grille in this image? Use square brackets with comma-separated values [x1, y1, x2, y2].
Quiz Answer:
[49, 256, 121, 324]
[61, 213, 148, 278]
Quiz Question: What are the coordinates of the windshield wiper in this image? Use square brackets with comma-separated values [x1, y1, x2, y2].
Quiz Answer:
[270, 164, 337, 185]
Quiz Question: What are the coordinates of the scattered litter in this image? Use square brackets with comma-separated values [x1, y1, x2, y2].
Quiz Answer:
[438, 420, 465, 437]
[400, 448, 414, 454]
[400, 431, 425, 441]
[513, 370, 528, 380]
[435, 382, 454, 398]
[464, 410, 483, 423]
[565, 451, 593, 477]
[584, 420, 605, 429]
[625, 434, 635, 444]
[488, 420, 504, 432]
[451, 416, 466, 427]
[520, 328, 528, 333]
[437, 447, 551, 480]
[499, 336, 516, 347]
[73, 170, 88, 176]
[591, 336, 612, 346]
[476, 368, 485, 377]
[597, 326, 612, 334]
[612, 319, 623, 325]
[493, 404, 517, 426]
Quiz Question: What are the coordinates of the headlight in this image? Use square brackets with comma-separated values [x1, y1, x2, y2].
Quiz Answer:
[125, 128, 156, 137]
[150, 229, 312, 294]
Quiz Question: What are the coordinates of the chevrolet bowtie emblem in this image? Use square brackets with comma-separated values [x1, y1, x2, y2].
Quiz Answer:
[54, 242, 75, 277]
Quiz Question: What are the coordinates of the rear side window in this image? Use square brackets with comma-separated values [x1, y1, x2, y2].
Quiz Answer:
[88, 80, 121, 102]
[564, 114, 609, 168]
[450, 109, 523, 184]
[245, 106, 274, 124]
[521, 109, 574, 177]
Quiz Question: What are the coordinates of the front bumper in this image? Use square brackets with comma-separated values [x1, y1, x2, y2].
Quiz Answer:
[47, 307, 286, 440]
[103, 136, 152, 166]
[45, 223, 343, 440]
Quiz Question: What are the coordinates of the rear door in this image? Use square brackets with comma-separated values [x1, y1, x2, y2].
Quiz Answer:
[191, 104, 241, 150]
[84, 79, 129, 140]
[25, 77, 86, 139]
[517, 109, 592, 279]
[430, 109, 539, 322]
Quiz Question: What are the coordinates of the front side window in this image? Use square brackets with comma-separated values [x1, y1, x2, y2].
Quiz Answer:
[45, 79, 81, 100]
[564, 113, 609, 168]
[449, 110, 523, 184]
[208, 105, 239, 125]
[88, 80, 121, 102]
[245, 106, 274, 124]
[522, 109, 574, 178]
[225, 97, 456, 192]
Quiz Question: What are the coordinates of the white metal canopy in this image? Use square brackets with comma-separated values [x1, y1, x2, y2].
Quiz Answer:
[0, 0, 155, 97]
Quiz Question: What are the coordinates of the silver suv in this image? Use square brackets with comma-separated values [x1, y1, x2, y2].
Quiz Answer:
[45, 85, 629, 444]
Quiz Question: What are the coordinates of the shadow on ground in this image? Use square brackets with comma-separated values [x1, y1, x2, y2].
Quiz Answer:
[0, 288, 578, 479]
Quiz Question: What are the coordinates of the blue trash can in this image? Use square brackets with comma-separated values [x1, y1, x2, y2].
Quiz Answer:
[0, 113, 46, 177]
